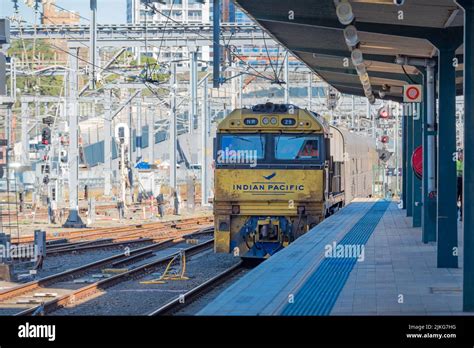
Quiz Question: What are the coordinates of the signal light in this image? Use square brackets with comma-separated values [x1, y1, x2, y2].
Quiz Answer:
[381, 135, 389, 143]
[42, 116, 54, 126]
[379, 107, 389, 119]
[41, 127, 51, 145]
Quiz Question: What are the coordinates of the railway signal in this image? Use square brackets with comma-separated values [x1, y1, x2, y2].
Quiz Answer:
[41, 127, 51, 145]
[42, 116, 54, 126]
[381, 135, 389, 143]
[378, 106, 389, 119]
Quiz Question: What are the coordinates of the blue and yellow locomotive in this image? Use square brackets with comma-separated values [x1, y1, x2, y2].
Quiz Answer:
[213, 103, 377, 258]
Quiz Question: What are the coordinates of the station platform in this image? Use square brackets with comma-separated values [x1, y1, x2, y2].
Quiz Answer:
[198, 198, 466, 315]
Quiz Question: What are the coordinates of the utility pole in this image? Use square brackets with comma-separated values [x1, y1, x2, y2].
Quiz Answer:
[239, 73, 243, 108]
[201, 77, 208, 207]
[128, 90, 133, 164]
[136, 93, 142, 162]
[212, 0, 220, 88]
[170, 63, 177, 191]
[351, 94, 355, 129]
[119, 134, 127, 205]
[103, 89, 112, 196]
[308, 73, 312, 110]
[230, 63, 238, 110]
[148, 104, 155, 166]
[63, 48, 85, 228]
[21, 101, 29, 166]
[395, 103, 400, 196]
[368, 100, 375, 138]
[89, 0, 98, 89]
[190, 49, 198, 133]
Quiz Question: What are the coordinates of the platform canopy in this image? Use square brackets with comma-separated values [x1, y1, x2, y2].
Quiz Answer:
[234, 0, 464, 102]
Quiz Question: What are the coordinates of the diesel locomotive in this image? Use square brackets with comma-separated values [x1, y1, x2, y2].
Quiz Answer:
[213, 103, 377, 258]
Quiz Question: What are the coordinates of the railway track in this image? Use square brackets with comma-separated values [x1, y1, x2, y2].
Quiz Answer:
[147, 261, 246, 316]
[13, 238, 214, 316]
[0, 239, 180, 304]
[12, 216, 213, 245]
[45, 226, 213, 255]
[0, 227, 213, 313]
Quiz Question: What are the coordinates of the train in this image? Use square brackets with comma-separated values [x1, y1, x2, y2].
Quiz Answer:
[213, 103, 378, 259]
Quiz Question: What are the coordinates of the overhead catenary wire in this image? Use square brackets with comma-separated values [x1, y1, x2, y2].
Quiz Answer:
[14, 3, 172, 88]
[15, 1, 280, 89]
[277, 50, 289, 82]
[147, 0, 177, 81]
[143, 1, 274, 83]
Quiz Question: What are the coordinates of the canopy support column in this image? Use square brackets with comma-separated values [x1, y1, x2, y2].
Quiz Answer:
[413, 103, 422, 227]
[437, 47, 458, 268]
[456, 0, 474, 311]
[423, 64, 438, 242]
[406, 103, 413, 217]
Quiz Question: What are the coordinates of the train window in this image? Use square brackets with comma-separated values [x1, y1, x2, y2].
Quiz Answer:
[275, 135, 321, 160]
[217, 134, 266, 164]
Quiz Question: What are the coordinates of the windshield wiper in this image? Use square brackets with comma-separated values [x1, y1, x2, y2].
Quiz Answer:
[258, 132, 265, 155]
[232, 136, 252, 143]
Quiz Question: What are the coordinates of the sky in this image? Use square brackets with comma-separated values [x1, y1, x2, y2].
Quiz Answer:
[1, 0, 126, 25]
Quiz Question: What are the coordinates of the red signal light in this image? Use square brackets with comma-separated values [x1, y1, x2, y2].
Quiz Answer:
[379, 107, 389, 119]
[381, 135, 389, 143]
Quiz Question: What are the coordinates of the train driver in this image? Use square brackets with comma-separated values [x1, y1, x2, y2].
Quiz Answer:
[298, 140, 319, 158]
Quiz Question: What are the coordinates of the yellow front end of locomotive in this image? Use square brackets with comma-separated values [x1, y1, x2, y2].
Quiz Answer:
[213, 168, 325, 256]
[213, 103, 330, 258]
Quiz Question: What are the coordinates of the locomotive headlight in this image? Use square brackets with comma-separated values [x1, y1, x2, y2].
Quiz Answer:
[262, 117, 270, 125]
[270, 117, 278, 125]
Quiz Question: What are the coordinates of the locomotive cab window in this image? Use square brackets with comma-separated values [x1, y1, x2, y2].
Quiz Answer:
[275, 135, 322, 161]
[217, 134, 266, 163]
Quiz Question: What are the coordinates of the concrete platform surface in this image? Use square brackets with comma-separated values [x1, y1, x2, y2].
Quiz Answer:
[198, 198, 468, 316]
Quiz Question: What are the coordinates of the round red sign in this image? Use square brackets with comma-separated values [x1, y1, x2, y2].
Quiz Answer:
[406, 86, 420, 101]
[411, 145, 423, 179]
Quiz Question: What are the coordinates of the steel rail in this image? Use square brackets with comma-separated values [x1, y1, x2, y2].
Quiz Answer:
[147, 261, 244, 316]
[14, 239, 214, 316]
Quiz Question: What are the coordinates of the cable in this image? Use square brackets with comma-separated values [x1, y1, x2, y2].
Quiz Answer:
[276, 51, 288, 83]
[50, 3, 90, 22]
[262, 30, 279, 82]
[143, 2, 271, 82]
[49, 1, 178, 59]
[273, 45, 281, 78]
[17, 8, 277, 87]
[15, 7, 167, 86]
[42, 16, 90, 50]
[401, 65, 417, 84]
[148, 0, 177, 80]
[23, 22, 162, 89]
